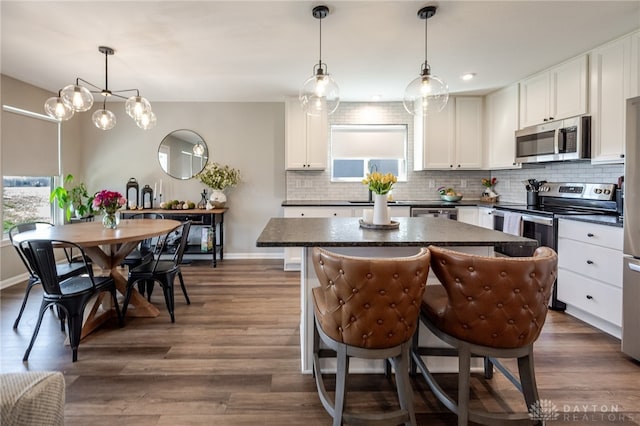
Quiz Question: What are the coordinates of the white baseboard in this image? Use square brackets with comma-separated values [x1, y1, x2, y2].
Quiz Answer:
[1, 272, 29, 290]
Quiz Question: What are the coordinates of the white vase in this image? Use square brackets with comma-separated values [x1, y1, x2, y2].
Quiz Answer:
[372, 193, 390, 225]
[209, 190, 227, 208]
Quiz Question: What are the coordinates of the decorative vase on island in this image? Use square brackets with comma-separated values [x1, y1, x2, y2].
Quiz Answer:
[209, 190, 227, 208]
[372, 193, 390, 225]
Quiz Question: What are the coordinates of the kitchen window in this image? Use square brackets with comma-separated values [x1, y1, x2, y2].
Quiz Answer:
[330, 124, 407, 181]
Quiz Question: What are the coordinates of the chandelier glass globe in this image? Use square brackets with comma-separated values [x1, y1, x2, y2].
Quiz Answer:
[61, 84, 94, 112]
[92, 108, 116, 130]
[44, 95, 75, 121]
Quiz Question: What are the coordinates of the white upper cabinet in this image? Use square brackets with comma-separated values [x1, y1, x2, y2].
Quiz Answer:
[454, 97, 484, 169]
[485, 84, 521, 169]
[519, 55, 588, 128]
[414, 97, 484, 170]
[285, 97, 328, 170]
[589, 33, 635, 164]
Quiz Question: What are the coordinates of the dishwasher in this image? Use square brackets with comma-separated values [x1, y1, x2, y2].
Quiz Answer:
[411, 207, 458, 220]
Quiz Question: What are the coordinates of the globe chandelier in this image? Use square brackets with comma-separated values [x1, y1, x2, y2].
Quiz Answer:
[403, 6, 449, 116]
[44, 46, 156, 130]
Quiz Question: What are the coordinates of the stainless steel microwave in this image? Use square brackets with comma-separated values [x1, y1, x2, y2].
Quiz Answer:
[515, 116, 591, 164]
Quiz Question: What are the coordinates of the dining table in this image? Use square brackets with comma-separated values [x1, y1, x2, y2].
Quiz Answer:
[13, 218, 181, 338]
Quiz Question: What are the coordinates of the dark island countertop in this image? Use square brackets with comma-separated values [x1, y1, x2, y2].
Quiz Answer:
[256, 217, 537, 248]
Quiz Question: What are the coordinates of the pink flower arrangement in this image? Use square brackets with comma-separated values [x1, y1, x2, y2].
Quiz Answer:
[92, 190, 126, 214]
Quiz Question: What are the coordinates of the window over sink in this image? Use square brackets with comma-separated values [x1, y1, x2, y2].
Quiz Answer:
[330, 124, 407, 182]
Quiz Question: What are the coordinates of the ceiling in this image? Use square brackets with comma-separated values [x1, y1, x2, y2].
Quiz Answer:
[2, 1, 639, 104]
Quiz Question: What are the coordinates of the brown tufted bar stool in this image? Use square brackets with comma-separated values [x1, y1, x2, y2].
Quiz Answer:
[311, 247, 430, 426]
[412, 245, 557, 426]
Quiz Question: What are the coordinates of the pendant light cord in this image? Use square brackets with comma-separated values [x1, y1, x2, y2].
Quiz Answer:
[424, 14, 428, 67]
[104, 49, 109, 92]
[318, 13, 323, 69]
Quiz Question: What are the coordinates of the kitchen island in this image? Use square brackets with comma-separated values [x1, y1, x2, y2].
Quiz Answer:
[256, 216, 537, 372]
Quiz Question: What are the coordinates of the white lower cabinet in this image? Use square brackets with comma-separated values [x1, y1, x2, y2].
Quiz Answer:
[283, 207, 352, 271]
[456, 206, 478, 225]
[456, 206, 494, 229]
[557, 218, 623, 338]
[477, 207, 495, 229]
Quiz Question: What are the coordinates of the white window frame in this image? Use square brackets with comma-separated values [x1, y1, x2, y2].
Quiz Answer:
[330, 124, 408, 182]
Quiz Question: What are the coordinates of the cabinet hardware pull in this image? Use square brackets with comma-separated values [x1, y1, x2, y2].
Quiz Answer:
[549, 117, 554, 120]
[586, 295, 593, 300]
[587, 233, 594, 237]
[586, 260, 594, 265]
[301, 213, 305, 216]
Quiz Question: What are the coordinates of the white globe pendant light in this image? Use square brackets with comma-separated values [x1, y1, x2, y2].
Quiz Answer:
[403, 6, 449, 116]
[299, 5, 340, 116]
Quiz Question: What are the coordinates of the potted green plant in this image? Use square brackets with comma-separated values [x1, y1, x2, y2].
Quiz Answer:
[196, 163, 241, 207]
[50, 174, 94, 221]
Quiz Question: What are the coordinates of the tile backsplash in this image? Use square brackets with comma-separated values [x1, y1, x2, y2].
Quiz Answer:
[286, 102, 624, 203]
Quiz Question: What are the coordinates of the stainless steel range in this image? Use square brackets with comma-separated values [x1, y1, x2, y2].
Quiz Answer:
[492, 182, 619, 311]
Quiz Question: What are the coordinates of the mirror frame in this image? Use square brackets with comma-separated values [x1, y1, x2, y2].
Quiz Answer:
[158, 129, 209, 180]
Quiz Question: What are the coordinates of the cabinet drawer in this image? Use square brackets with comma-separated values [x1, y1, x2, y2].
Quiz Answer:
[557, 219, 623, 250]
[558, 238, 623, 288]
[557, 268, 622, 326]
[283, 207, 352, 218]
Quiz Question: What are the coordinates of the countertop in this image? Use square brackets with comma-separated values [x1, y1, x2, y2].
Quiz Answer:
[282, 200, 623, 228]
[282, 199, 517, 208]
[256, 216, 537, 248]
[556, 214, 624, 228]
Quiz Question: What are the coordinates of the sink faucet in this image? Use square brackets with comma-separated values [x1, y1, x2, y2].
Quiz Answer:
[367, 164, 377, 202]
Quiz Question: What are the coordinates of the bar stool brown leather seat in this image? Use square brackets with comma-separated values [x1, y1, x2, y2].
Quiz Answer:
[311, 247, 431, 426]
[412, 245, 557, 426]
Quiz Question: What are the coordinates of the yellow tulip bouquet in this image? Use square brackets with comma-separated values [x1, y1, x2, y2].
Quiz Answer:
[362, 172, 397, 195]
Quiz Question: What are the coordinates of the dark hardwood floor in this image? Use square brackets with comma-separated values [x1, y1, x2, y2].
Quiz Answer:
[1, 259, 639, 425]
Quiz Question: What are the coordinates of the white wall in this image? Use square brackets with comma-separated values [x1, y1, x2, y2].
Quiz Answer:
[1, 75, 286, 287]
[79, 101, 286, 259]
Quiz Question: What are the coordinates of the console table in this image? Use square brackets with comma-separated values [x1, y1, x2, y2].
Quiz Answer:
[121, 208, 226, 267]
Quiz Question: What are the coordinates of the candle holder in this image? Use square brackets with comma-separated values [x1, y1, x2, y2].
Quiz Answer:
[125, 177, 139, 209]
[141, 184, 154, 209]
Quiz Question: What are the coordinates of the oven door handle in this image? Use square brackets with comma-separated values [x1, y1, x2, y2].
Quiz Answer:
[521, 214, 554, 226]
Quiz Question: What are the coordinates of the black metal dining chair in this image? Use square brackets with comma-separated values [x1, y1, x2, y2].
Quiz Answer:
[20, 239, 123, 362]
[121, 212, 165, 297]
[8, 222, 91, 330]
[122, 221, 192, 323]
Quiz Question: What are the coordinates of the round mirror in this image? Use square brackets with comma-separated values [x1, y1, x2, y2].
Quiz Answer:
[158, 129, 209, 180]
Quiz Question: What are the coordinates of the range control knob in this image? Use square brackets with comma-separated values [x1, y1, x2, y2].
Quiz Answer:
[595, 188, 603, 194]
[604, 189, 611, 195]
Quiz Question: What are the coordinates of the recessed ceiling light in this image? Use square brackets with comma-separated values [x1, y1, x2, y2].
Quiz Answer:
[371, 94, 382, 101]
[461, 73, 476, 81]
